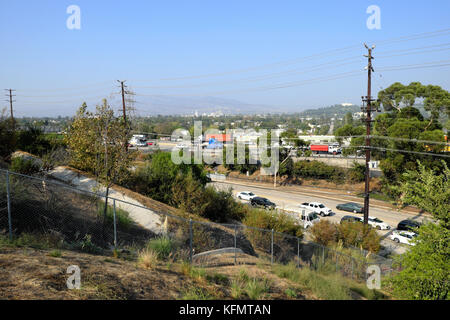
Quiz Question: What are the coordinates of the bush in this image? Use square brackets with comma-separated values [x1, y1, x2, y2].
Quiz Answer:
[137, 248, 158, 269]
[97, 201, 133, 230]
[16, 126, 62, 157]
[146, 236, 175, 260]
[348, 162, 366, 182]
[9, 157, 40, 175]
[293, 160, 345, 183]
[389, 223, 449, 300]
[0, 112, 16, 158]
[310, 220, 337, 246]
[243, 208, 303, 250]
[336, 222, 381, 253]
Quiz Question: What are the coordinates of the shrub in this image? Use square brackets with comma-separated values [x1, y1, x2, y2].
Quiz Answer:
[71, 234, 103, 254]
[243, 208, 303, 250]
[9, 157, 40, 175]
[137, 248, 158, 269]
[310, 220, 338, 246]
[285, 288, 298, 298]
[293, 160, 345, 183]
[16, 126, 61, 157]
[389, 223, 449, 300]
[97, 202, 133, 230]
[348, 161, 366, 182]
[146, 236, 175, 260]
[336, 222, 381, 253]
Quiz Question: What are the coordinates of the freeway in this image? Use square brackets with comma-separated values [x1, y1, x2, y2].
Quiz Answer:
[210, 179, 431, 251]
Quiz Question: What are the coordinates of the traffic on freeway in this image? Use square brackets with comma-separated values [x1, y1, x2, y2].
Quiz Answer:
[211, 180, 429, 248]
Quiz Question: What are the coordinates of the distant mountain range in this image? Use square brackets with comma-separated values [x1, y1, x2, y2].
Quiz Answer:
[136, 95, 282, 115]
[135, 95, 365, 117]
[298, 104, 361, 118]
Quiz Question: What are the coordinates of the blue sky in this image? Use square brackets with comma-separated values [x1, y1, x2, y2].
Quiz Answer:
[1, 0, 449, 116]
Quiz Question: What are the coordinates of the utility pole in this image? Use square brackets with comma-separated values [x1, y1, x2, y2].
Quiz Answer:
[4, 89, 16, 130]
[361, 44, 378, 225]
[118, 80, 127, 124]
[117, 80, 135, 152]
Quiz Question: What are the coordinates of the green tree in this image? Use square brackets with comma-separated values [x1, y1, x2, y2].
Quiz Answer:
[0, 109, 16, 158]
[65, 100, 135, 225]
[389, 161, 450, 300]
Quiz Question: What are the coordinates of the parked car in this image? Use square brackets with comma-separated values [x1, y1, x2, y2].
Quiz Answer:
[389, 231, 417, 246]
[397, 219, 421, 231]
[129, 138, 147, 147]
[300, 202, 333, 216]
[340, 215, 362, 224]
[336, 202, 364, 213]
[357, 216, 391, 230]
[236, 191, 256, 201]
[251, 197, 276, 210]
[299, 211, 320, 229]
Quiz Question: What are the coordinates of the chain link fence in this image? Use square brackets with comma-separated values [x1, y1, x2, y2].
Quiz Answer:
[0, 169, 397, 283]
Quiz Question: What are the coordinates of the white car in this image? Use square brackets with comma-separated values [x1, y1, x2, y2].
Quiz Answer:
[236, 191, 256, 201]
[298, 210, 320, 229]
[129, 138, 147, 147]
[175, 143, 190, 149]
[389, 231, 417, 246]
[300, 202, 333, 217]
[359, 216, 391, 230]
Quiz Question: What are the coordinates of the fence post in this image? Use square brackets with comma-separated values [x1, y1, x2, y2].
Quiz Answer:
[6, 171, 12, 240]
[271, 229, 274, 265]
[297, 237, 300, 268]
[189, 219, 193, 263]
[112, 199, 117, 249]
[234, 224, 237, 265]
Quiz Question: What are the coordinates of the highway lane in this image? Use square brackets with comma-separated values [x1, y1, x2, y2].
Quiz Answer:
[210, 180, 431, 249]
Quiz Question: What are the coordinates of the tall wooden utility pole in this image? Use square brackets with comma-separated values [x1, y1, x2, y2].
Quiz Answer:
[118, 80, 129, 151]
[361, 44, 377, 225]
[118, 80, 127, 124]
[4, 89, 16, 130]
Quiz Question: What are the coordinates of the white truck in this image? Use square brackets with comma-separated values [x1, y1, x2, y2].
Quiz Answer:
[300, 202, 333, 217]
[297, 209, 321, 229]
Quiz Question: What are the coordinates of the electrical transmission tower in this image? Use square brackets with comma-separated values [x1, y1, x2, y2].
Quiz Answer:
[361, 44, 380, 225]
[117, 80, 136, 151]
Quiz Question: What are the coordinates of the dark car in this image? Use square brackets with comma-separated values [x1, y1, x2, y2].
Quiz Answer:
[397, 219, 421, 231]
[336, 202, 364, 214]
[251, 197, 276, 210]
[340, 215, 362, 224]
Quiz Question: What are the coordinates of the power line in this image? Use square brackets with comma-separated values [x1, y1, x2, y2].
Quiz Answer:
[128, 27, 450, 83]
[131, 43, 450, 90]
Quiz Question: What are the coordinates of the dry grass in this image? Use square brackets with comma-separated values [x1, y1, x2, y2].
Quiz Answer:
[137, 248, 158, 270]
